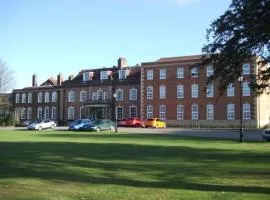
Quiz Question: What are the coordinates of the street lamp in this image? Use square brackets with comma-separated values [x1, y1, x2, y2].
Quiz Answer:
[238, 76, 244, 143]
[113, 93, 118, 133]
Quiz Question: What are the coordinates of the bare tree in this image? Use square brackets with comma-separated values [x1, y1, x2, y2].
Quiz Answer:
[0, 59, 14, 93]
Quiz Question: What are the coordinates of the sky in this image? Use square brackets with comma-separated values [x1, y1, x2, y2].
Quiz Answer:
[0, 0, 231, 89]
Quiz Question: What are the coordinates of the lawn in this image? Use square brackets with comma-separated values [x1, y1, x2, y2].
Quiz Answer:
[0, 130, 269, 200]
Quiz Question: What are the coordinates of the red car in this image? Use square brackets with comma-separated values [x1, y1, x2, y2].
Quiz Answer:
[118, 118, 145, 127]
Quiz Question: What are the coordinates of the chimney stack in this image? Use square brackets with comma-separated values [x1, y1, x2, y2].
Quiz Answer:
[57, 73, 63, 85]
[32, 74, 37, 87]
[68, 75, 74, 81]
[118, 57, 127, 69]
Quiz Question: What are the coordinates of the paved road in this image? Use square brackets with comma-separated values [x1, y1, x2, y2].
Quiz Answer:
[1, 126, 266, 142]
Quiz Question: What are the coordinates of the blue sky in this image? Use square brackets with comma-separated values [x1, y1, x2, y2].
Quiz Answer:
[1, 0, 231, 89]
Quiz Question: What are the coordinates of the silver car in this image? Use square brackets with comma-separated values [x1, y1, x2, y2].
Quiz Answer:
[28, 119, 56, 131]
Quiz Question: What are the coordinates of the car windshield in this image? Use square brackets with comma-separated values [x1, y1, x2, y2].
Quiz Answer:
[93, 120, 102, 125]
[72, 119, 82, 125]
[147, 119, 155, 121]
[32, 119, 42, 123]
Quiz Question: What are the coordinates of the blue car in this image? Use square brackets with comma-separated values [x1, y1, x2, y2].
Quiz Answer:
[68, 119, 92, 131]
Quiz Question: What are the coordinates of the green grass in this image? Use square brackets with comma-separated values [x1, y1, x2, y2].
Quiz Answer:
[0, 130, 269, 200]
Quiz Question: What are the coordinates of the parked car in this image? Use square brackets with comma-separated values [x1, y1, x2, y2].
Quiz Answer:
[82, 119, 115, 132]
[68, 119, 92, 131]
[145, 118, 166, 128]
[262, 129, 270, 141]
[125, 118, 145, 127]
[27, 119, 56, 131]
[117, 119, 128, 127]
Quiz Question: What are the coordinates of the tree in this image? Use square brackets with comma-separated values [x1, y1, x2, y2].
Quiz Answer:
[0, 59, 14, 93]
[202, 0, 270, 94]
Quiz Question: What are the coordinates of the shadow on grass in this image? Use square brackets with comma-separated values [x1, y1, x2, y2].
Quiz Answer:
[0, 140, 270, 194]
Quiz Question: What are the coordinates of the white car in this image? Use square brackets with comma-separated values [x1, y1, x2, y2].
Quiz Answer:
[262, 129, 270, 141]
[28, 119, 56, 131]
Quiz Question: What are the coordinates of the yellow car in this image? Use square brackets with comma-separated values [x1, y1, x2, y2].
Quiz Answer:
[145, 118, 166, 128]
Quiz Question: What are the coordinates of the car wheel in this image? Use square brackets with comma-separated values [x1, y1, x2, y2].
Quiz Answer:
[163, 124, 166, 128]
[110, 126, 114, 131]
[38, 126, 42, 131]
[51, 124, 54, 129]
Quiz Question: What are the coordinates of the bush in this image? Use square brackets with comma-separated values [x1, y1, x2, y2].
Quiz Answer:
[0, 114, 15, 126]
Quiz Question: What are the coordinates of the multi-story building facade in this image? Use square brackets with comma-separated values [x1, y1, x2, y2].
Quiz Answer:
[141, 55, 270, 128]
[12, 55, 270, 127]
[13, 58, 141, 124]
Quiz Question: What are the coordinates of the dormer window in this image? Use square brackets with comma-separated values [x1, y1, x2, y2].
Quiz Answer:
[119, 70, 126, 79]
[83, 71, 94, 82]
[101, 71, 108, 80]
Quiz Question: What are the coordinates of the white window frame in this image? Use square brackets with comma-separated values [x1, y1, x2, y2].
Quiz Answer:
[177, 105, 184, 120]
[100, 71, 108, 80]
[242, 63, 250, 75]
[146, 86, 153, 99]
[68, 90, 75, 102]
[27, 107, 32, 120]
[44, 107, 50, 119]
[147, 70, 153, 80]
[37, 107, 43, 119]
[206, 65, 214, 77]
[191, 104, 199, 120]
[80, 91, 88, 102]
[51, 91, 57, 102]
[21, 108, 26, 119]
[159, 69, 166, 80]
[103, 92, 108, 100]
[51, 107, 57, 120]
[177, 67, 184, 78]
[159, 85, 166, 99]
[191, 84, 198, 98]
[119, 70, 126, 79]
[45, 92, 50, 103]
[92, 92, 97, 101]
[191, 67, 198, 77]
[116, 106, 123, 120]
[206, 104, 214, 120]
[227, 104, 235, 120]
[38, 92, 43, 103]
[116, 89, 123, 101]
[206, 83, 214, 97]
[80, 107, 86, 119]
[68, 106, 75, 120]
[83, 72, 90, 82]
[28, 93, 32, 103]
[129, 88, 137, 101]
[129, 106, 137, 118]
[227, 83, 235, 97]
[15, 93, 20, 103]
[243, 103, 251, 120]
[97, 89, 103, 101]
[177, 84, 184, 99]
[242, 81, 250, 96]
[159, 105, 166, 120]
[22, 93, 26, 103]
[146, 105, 153, 119]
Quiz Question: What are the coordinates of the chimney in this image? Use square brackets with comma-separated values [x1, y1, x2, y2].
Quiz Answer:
[57, 73, 63, 85]
[68, 75, 74, 81]
[118, 57, 127, 69]
[32, 74, 37, 87]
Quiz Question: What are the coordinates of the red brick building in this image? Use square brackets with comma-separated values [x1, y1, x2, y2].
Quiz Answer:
[141, 55, 270, 128]
[12, 55, 270, 127]
[13, 58, 140, 124]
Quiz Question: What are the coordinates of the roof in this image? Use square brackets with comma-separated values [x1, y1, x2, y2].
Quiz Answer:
[156, 55, 203, 62]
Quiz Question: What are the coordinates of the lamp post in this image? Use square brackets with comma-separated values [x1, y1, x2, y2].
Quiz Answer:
[238, 76, 244, 143]
[113, 93, 118, 133]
